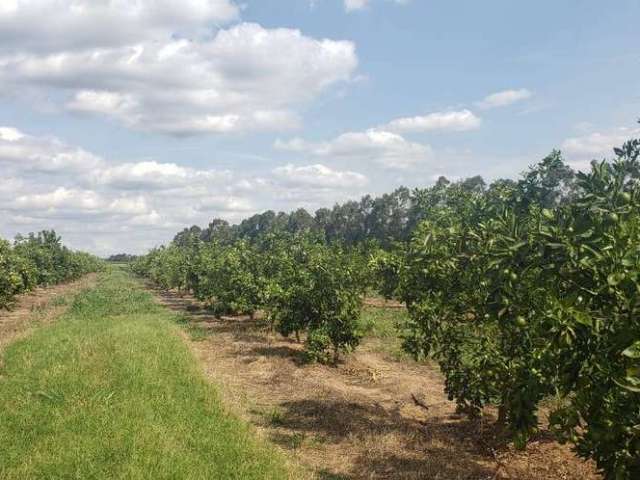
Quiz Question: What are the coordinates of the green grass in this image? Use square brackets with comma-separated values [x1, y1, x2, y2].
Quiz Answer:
[359, 305, 408, 339]
[185, 323, 214, 342]
[359, 305, 419, 361]
[0, 267, 289, 480]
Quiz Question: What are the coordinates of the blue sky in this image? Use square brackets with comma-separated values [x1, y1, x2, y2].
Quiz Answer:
[0, 0, 639, 254]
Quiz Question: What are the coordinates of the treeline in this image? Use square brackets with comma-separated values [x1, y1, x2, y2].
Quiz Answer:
[134, 132, 640, 479]
[172, 150, 585, 251]
[174, 175, 489, 249]
[106, 253, 138, 263]
[0, 230, 103, 309]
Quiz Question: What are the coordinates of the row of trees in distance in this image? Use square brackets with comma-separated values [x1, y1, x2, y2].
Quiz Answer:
[0, 230, 103, 309]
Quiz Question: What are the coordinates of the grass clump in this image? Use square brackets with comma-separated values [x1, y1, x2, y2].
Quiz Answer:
[185, 323, 213, 342]
[359, 305, 408, 339]
[0, 267, 289, 480]
[359, 305, 420, 361]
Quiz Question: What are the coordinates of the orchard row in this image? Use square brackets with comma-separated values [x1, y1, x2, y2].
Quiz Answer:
[133, 136, 640, 479]
[0, 230, 103, 309]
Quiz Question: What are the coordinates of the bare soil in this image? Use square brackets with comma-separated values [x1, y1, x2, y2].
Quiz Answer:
[0, 274, 97, 353]
[152, 287, 600, 480]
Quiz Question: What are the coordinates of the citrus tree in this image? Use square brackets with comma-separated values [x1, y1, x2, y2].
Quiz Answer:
[368, 246, 404, 300]
[189, 240, 266, 317]
[541, 155, 640, 478]
[267, 238, 365, 362]
[401, 139, 640, 478]
[1, 231, 102, 310]
[0, 239, 26, 309]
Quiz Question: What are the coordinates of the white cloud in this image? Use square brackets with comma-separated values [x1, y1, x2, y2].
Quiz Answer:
[275, 129, 431, 169]
[0, 177, 26, 202]
[0, 126, 24, 141]
[0, 126, 104, 172]
[0, 0, 240, 52]
[344, 0, 410, 12]
[345, 0, 370, 11]
[562, 126, 640, 170]
[96, 161, 231, 190]
[13, 188, 104, 212]
[273, 164, 368, 188]
[129, 210, 163, 227]
[1, 20, 358, 135]
[107, 196, 150, 216]
[194, 195, 254, 212]
[476, 89, 533, 109]
[386, 109, 481, 132]
[10, 188, 149, 218]
[0, 127, 378, 254]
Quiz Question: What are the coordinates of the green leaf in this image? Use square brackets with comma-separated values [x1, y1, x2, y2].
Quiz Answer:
[626, 366, 640, 378]
[607, 273, 624, 286]
[621, 251, 636, 267]
[620, 383, 640, 393]
[573, 310, 593, 328]
[622, 341, 640, 359]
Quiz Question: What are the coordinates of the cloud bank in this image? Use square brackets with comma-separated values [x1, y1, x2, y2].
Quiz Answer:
[0, 2, 358, 136]
[0, 126, 370, 254]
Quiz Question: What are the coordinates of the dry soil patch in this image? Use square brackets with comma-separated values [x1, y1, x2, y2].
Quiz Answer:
[0, 274, 97, 353]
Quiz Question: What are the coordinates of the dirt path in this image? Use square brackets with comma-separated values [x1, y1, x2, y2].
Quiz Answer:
[0, 274, 97, 353]
[152, 287, 599, 480]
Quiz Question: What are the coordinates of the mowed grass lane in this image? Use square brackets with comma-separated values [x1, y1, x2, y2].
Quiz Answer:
[0, 267, 289, 479]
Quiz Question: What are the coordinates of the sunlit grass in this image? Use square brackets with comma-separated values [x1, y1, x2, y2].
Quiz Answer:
[359, 304, 408, 339]
[0, 267, 288, 479]
[359, 304, 417, 361]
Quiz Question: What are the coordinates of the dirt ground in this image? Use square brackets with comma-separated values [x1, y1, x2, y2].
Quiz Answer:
[152, 287, 600, 480]
[0, 274, 97, 354]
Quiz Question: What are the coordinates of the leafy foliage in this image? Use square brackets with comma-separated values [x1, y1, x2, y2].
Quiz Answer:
[135, 232, 367, 361]
[368, 246, 404, 300]
[195, 240, 266, 317]
[0, 230, 103, 310]
[401, 137, 640, 478]
[265, 238, 366, 362]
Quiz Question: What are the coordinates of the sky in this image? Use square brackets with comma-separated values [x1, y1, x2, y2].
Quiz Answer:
[1, 0, 639, 256]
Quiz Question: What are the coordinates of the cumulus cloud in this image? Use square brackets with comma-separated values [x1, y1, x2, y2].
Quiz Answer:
[561, 126, 640, 171]
[0, 127, 243, 250]
[273, 164, 368, 188]
[476, 89, 533, 109]
[0, 127, 373, 254]
[0, 3, 359, 136]
[9, 188, 152, 220]
[0, 0, 240, 52]
[95, 161, 232, 190]
[12, 188, 104, 214]
[0, 126, 103, 172]
[385, 109, 481, 132]
[275, 129, 431, 169]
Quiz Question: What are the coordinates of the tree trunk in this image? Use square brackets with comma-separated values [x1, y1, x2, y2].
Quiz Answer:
[497, 404, 508, 426]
